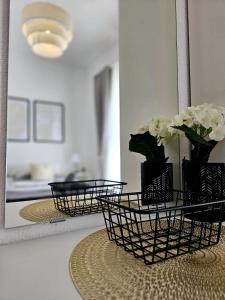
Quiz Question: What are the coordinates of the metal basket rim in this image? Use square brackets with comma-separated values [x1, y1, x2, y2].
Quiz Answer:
[96, 190, 225, 215]
[48, 179, 127, 189]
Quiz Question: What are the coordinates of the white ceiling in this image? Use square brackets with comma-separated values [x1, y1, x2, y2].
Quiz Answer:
[9, 0, 118, 67]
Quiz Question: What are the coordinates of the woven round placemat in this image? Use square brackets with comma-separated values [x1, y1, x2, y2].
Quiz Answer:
[20, 199, 68, 223]
[70, 226, 225, 300]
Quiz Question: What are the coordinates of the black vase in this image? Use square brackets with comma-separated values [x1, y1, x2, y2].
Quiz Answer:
[141, 162, 173, 205]
[182, 159, 225, 222]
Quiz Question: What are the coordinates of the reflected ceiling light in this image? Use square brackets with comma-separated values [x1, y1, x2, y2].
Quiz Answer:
[21, 2, 73, 59]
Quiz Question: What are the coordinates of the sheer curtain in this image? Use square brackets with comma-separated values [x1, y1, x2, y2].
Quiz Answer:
[94, 63, 120, 180]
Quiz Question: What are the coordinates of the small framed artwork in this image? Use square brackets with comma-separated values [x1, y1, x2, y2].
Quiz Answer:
[33, 100, 65, 143]
[7, 96, 30, 142]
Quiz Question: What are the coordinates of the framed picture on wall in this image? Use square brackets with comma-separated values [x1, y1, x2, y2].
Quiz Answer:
[7, 96, 30, 142]
[33, 100, 65, 143]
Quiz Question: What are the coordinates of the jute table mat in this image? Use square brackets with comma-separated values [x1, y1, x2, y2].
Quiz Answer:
[69, 226, 225, 300]
[20, 199, 68, 223]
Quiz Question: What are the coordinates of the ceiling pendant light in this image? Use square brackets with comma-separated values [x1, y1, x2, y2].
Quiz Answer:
[21, 2, 73, 59]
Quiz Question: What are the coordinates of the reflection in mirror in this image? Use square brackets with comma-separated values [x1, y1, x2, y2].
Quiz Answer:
[7, 96, 30, 142]
[5, 0, 120, 228]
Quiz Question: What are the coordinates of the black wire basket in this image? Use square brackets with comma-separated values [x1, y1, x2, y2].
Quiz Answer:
[48, 179, 127, 217]
[97, 190, 225, 265]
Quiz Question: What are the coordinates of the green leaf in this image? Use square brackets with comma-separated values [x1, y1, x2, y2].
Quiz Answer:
[172, 125, 218, 162]
[129, 132, 167, 162]
[191, 141, 217, 162]
[173, 125, 209, 146]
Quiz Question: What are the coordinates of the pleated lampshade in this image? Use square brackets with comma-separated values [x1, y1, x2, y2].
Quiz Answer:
[21, 2, 73, 58]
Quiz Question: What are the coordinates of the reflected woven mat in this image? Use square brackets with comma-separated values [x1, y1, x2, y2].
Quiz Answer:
[19, 198, 134, 223]
[69, 225, 225, 300]
[20, 200, 68, 223]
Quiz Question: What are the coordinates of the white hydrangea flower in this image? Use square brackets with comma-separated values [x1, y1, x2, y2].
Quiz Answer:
[168, 114, 185, 135]
[169, 103, 225, 142]
[194, 104, 223, 130]
[148, 117, 173, 145]
[137, 124, 149, 134]
[209, 125, 225, 141]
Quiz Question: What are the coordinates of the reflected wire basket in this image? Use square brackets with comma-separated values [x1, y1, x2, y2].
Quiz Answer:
[48, 179, 127, 217]
[97, 190, 225, 265]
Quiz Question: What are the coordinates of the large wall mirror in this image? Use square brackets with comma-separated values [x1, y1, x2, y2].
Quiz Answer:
[5, 0, 179, 229]
[6, 0, 120, 228]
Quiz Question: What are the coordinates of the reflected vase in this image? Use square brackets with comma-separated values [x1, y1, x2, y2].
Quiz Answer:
[141, 162, 173, 205]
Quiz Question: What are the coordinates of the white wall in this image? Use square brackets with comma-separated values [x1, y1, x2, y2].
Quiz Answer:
[176, 0, 191, 162]
[7, 49, 90, 176]
[188, 0, 225, 162]
[7, 42, 119, 181]
[69, 67, 96, 176]
[119, 0, 179, 191]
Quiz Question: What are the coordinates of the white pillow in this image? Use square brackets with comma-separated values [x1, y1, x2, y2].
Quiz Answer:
[30, 164, 54, 181]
